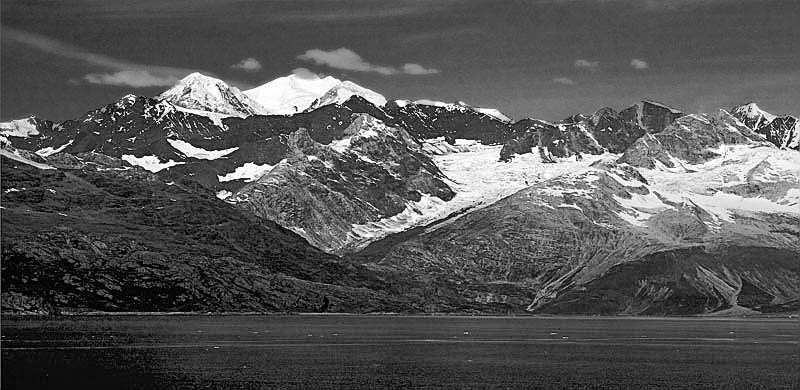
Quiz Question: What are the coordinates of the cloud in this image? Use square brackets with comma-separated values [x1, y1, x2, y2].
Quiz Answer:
[574, 59, 599, 71]
[291, 67, 322, 79]
[11, 1, 461, 23]
[400, 27, 483, 43]
[83, 70, 180, 87]
[551, 0, 749, 11]
[2, 26, 198, 88]
[610, 0, 738, 11]
[553, 77, 576, 85]
[297, 47, 439, 76]
[297, 48, 396, 75]
[401, 63, 440, 75]
[231, 57, 262, 72]
[630, 58, 649, 70]
[263, 1, 460, 23]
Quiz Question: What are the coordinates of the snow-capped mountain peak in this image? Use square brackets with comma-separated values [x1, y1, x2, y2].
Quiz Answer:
[395, 99, 512, 122]
[731, 102, 777, 127]
[0, 116, 51, 138]
[244, 72, 386, 115]
[306, 80, 387, 111]
[158, 72, 264, 117]
[244, 72, 342, 115]
[455, 100, 512, 122]
[730, 102, 798, 150]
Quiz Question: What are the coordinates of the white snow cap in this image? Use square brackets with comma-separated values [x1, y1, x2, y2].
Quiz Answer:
[732, 102, 777, 123]
[244, 68, 386, 115]
[158, 72, 264, 117]
[400, 99, 512, 122]
[0, 116, 42, 138]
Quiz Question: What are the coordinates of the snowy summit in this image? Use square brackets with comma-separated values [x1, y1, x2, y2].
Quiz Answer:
[158, 72, 265, 117]
[244, 70, 386, 115]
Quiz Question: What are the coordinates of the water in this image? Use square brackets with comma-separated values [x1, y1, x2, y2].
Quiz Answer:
[2, 315, 798, 389]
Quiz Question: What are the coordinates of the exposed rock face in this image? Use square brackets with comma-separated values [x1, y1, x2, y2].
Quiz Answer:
[355, 155, 800, 315]
[499, 119, 548, 162]
[4, 95, 225, 161]
[384, 101, 517, 144]
[619, 109, 766, 168]
[500, 118, 607, 163]
[531, 246, 800, 315]
[1, 95, 467, 255]
[731, 103, 799, 150]
[581, 107, 646, 153]
[229, 115, 455, 253]
[1, 154, 417, 314]
[499, 100, 683, 162]
[3, 82, 799, 317]
[620, 100, 683, 133]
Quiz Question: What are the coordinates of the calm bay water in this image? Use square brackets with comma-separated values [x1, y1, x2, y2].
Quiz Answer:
[1, 315, 798, 389]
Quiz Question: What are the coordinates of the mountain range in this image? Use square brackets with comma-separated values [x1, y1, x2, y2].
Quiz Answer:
[2, 71, 798, 315]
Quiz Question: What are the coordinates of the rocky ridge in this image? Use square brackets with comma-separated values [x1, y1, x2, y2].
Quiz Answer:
[2, 71, 798, 315]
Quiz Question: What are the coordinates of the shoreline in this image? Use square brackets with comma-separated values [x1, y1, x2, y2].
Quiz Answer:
[2, 311, 797, 320]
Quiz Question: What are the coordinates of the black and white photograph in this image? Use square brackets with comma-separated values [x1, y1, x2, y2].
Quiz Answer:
[1, 0, 798, 389]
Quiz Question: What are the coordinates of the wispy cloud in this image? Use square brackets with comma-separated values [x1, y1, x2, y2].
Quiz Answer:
[613, 0, 743, 11]
[401, 63, 440, 75]
[297, 48, 439, 76]
[231, 57, 262, 72]
[263, 1, 459, 23]
[553, 77, 576, 85]
[551, 0, 752, 11]
[82, 70, 181, 87]
[3, 26, 196, 88]
[400, 27, 483, 44]
[630, 58, 649, 70]
[574, 59, 599, 71]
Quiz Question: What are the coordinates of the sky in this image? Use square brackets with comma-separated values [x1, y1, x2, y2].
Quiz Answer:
[2, 0, 799, 122]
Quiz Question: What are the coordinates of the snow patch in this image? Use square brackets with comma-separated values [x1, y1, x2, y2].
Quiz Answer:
[0, 148, 55, 170]
[0, 117, 41, 137]
[411, 100, 511, 122]
[349, 194, 448, 239]
[613, 191, 674, 227]
[167, 139, 238, 160]
[216, 190, 233, 200]
[218, 162, 277, 182]
[169, 105, 231, 128]
[35, 140, 73, 157]
[121, 155, 184, 172]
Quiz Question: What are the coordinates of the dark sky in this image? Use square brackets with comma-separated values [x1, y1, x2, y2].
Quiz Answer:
[2, 0, 799, 122]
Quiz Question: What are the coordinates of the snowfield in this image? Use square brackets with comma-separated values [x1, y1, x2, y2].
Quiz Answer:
[0, 117, 41, 138]
[36, 141, 74, 157]
[167, 139, 238, 160]
[639, 144, 800, 211]
[345, 139, 610, 248]
[218, 162, 278, 182]
[0, 148, 55, 170]
[347, 140, 800, 249]
[121, 155, 184, 172]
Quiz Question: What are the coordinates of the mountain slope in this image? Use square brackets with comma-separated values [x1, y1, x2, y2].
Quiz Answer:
[1, 153, 417, 314]
[353, 113, 800, 315]
[499, 100, 684, 163]
[306, 81, 388, 112]
[3, 76, 799, 316]
[731, 102, 799, 150]
[229, 114, 455, 253]
[244, 72, 386, 115]
[158, 72, 265, 118]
